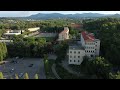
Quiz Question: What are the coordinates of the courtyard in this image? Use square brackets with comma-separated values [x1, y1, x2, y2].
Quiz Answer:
[0, 58, 46, 79]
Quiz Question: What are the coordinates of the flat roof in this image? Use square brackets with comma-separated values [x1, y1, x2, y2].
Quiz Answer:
[4, 33, 21, 35]
[69, 44, 85, 50]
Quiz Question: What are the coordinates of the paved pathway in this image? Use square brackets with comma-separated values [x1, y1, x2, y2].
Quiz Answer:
[51, 64, 61, 79]
[39, 59, 46, 79]
[61, 60, 84, 77]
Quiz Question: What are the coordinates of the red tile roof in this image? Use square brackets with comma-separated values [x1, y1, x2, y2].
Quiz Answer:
[59, 28, 69, 35]
[81, 31, 95, 41]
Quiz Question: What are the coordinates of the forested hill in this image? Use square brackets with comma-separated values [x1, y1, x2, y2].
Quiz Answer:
[1, 13, 120, 20]
[26, 13, 109, 19]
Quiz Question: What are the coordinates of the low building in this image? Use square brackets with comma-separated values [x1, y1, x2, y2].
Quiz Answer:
[58, 27, 69, 41]
[28, 27, 40, 32]
[0, 40, 13, 44]
[3, 30, 23, 39]
[68, 44, 85, 65]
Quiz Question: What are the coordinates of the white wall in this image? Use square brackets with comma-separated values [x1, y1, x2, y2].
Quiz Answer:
[84, 42, 95, 57]
[95, 40, 100, 56]
[81, 34, 85, 47]
[68, 49, 85, 65]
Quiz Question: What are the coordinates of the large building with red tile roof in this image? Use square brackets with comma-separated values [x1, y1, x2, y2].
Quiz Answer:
[68, 31, 100, 65]
[81, 31, 100, 57]
[58, 27, 69, 41]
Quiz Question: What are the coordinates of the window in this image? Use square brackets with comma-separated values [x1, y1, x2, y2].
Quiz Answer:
[96, 42, 97, 43]
[70, 56, 72, 58]
[74, 56, 76, 58]
[74, 51, 76, 53]
[89, 51, 90, 52]
[78, 51, 80, 54]
[95, 49, 96, 50]
[91, 51, 92, 53]
[78, 56, 80, 58]
[78, 60, 80, 62]
[96, 45, 97, 47]
[74, 60, 75, 62]
[93, 51, 94, 53]
[70, 51, 72, 53]
[91, 55, 93, 57]
[70, 60, 72, 62]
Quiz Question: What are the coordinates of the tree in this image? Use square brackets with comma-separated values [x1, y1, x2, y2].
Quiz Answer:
[90, 57, 111, 79]
[109, 71, 120, 79]
[24, 73, 29, 79]
[34, 74, 39, 79]
[15, 74, 19, 79]
[0, 72, 4, 79]
[0, 43, 7, 61]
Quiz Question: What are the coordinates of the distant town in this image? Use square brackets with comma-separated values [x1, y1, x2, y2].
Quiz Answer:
[0, 12, 120, 79]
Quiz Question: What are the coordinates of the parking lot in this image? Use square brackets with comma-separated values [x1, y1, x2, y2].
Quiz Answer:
[0, 58, 46, 79]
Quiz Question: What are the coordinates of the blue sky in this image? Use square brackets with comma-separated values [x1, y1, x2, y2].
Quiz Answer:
[0, 11, 120, 17]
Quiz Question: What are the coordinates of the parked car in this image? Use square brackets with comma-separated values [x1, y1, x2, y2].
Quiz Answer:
[28, 64, 33, 67]
[10, 68, 14, 73]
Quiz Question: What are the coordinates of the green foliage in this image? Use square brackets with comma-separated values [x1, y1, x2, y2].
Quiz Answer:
[24, 73, 29, 79]
[83, 18, 120, 65]
[0, 72, 4, 79]
[56, 64, 79, 79]
[0, 42, 7, 61]
[34, 74, 39, 79]
[15, 74, 19, 79]
[86, 57, 111, 79]
[7, 36, 53, 58]
[109, 71, 120, 79]
[54, 41, 69, 63]
[44, 59, 56, 79]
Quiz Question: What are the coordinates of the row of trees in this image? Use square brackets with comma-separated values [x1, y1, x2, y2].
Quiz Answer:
[0, 43, 7, 61]
[54, 41, 69, 63]
[7, 35, 54, 58]
[0, 18, 82, 34]
[0, 72, 39, 79]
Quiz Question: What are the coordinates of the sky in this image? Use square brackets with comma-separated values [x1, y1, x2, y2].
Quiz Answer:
[0, 11, 120, 17]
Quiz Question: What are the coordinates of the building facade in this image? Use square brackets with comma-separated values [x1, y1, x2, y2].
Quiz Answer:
[68, 45, 85, 65]
[81, 31, 100, 57]
[58, 27, 69, 41]
[68, 31, 100, 65]
[3, 30, 23, 39]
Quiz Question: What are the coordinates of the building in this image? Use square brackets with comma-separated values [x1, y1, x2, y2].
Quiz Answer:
[0, 40, 13, 44]
[81, 31, 100, 57]
[28, 27, 40, 32]
[68, 31, 100, 65]
[68, 45, 85, 65]
[58, 27, 69, 41]
[3, 30, 23, 39]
